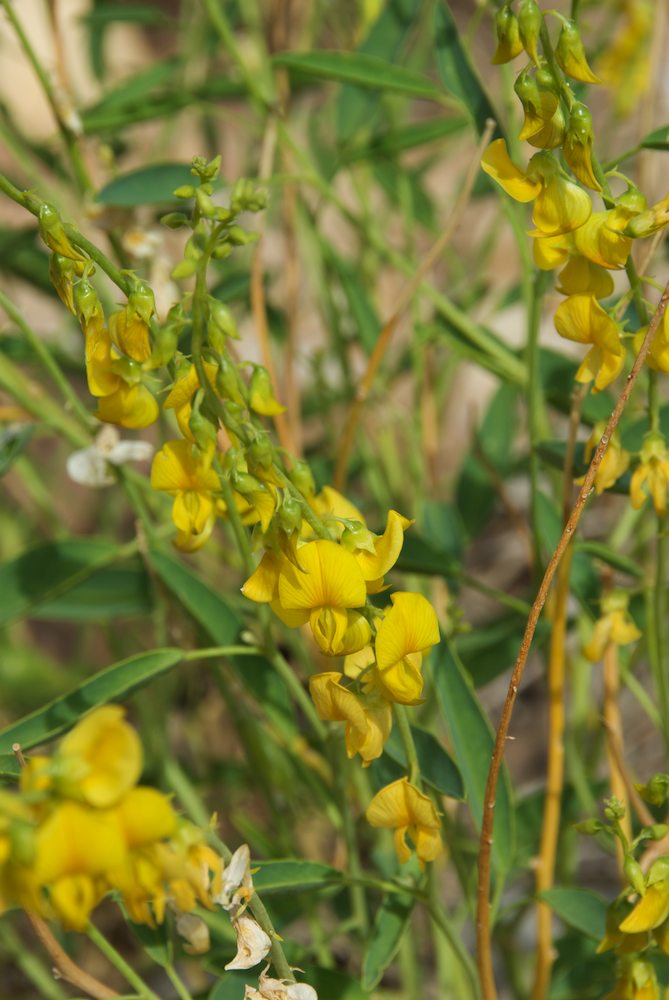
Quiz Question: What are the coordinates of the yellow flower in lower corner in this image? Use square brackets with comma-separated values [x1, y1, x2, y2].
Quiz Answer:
[275, 539, 371, 656]
[374, 592, 440, 705]
[554, 295, 625, 392]
[630, 433, 669, 515]
[366, 777, 442, 866]
[151, 440, 221, 550]
[309, 671, 392, 765]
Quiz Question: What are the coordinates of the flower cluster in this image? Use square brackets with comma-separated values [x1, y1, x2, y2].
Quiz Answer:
[0, 706, 223, 932]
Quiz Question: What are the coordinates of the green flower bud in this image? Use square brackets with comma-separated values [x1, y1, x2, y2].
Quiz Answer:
[195, 188, 217, 218]
[647, 857, 669, 886]
[208, 300, 239, 341]
[39, 203, 85, 260]
[73, 278, 103, 327]
[49, 254, 83, 313]
[249, 366, 285, 416]
[492, 5, 523, 64]
[247, 434, 274, 472]
[648, 824, 669, 841]
[278, 495, 302, 535]
[188, 389, 218, 447]
[573, 819, 605, 835]
[555, 19, 600, 84]
[288, 459, 315, 498]
[173, 185, 196, 199]
[563, 102, 600, 190]
[161, 212, 190, 229]
[211, 242, 233, 260]
[191, 155, 221, 183]
[227, 225, 258, 246]
[128, 280, 155, 324]
[518, 0, 543, 65]
[216, 357, 246, 406]
[604, 796, 626, 821]
[624, 856, 646, 897]
[171, 259, 198, 280]
[231, 469, 263, 496]
[636, 774, 669, 807]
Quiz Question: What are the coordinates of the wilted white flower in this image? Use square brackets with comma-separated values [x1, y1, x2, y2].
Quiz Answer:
[122, 227, 162, 261]
[66, 426, 153, 487]
[214, 844, 254, 914]
[175, 912, 210, 955]
[225, 914, 272, 971]
[244, 967, 318, 999]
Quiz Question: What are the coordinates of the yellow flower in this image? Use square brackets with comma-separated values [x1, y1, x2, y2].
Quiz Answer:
[249, 366, 285, 416]
[634, 312, 669, 373]
[109, 308, 151, 363]
[56, 706, 143, 808]
[275, 539, 371, 656]
[113, 787, 177, 847]
[514, 71, 565, 150]
[353, 509, 413, 592]
[163, 362, 219, 439]
[553, 295, 624, 392]
[374, 592, 440, 705]
[492, 5, 523, 64]
[631, 433, 669, 514]
[604, 959, 660, 1000]
[583, 590, 641, 663]
[554, 18, 601, 84]
[573, 209, 633, 270]
[625, 192, 669, 240]
[366, 777, 442, 865]
[563, 103, 601, 191]
[96, 382, 159, 430]
[620, 861, 669, 934]
[481, 140, 591, 236]
[576, 422, 629, 494]
[556, 256, 614, 299]
[151, 440, 220, 550]
[241, 550, 284, 604]
[309, 671, 392, 765]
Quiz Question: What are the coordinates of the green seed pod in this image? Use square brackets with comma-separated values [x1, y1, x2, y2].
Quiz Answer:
[492, 5, 523, 64]
[517, 0, 543, 65]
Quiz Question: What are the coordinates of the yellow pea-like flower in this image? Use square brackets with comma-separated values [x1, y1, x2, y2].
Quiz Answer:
[57, 706, 143, 808]
[556, 256, 614, 299]
[354, 509, 413, 591]
[163, 362, 219, 439]
[576, 423, 629, 495]
[374, 592, 440, 705]
[109, 308, 151, 363]
[620, 873, 669, 934]
[555, 19, 601, 84]
[366, 777, 442, 866]
[96, 382, 159, 430]
[151, 440, 220, 550]
[309, 671, 392, 765]
[633, 312, 669, 374]
[583, 590, 641, 663]
[630, 433, 669, 515]
[481, 139, 541, 203]
[573, 209, 632, 270]
[554, 295, 624, 392]
[113, 787, 177, 848]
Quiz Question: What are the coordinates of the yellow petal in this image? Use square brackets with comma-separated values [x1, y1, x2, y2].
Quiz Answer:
[532, 175, 592, 236]
[574, 210, 631, 270]
[278, 539, 367, 611]
[375, 592, 440, 673]
[241, 551, 283, 603]
[309, 672, 346, 721]
[313, 486, 365, 524]
[114, 787, 177, 847]
[97, 383, 159, 429]
[59, 705, 142, 808]
[557, 257, 614, 299]
[49, 874, 99, 931]
[109, 310, 151, 363]
[269, 598, 310, 629]
[355, 510, 413, 582]
[376, 653, 425, 705]
[532, 233, 573, 270]
[366, 777, 412, 830]
[35, 802, 126, 883]
[620, 885, 669, 933]
[151, 440, 219, 494]
[414, 825, 443, 864]
[309, 607, 371, 657]
[480, 139, 541, 202]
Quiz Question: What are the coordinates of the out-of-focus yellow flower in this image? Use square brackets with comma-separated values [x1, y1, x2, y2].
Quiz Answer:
[620, 861, 669, 934]
[366, 777, 442, 866]
[151, 440, 220, 550]
[374, 592, 439, 704]
[576, 422, 629, 494]
[481, 140, 591, 235]
[625, 193, 669, 240]
[514, 70, 565, 150]
[604, 958, 661, 1000]
[553, 295, 624, 392]
[633, 314, 669, 374]
[597, 1, 653, 118]
[555, 18, 601, 84]
[630, 433, 669, 515]
[56, 706, 143, 808]
[309, 671, 392, 765]
[275, 540, 371, 656]
[583, 589, 641, 662]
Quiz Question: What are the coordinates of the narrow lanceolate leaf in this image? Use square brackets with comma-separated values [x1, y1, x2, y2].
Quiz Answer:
[272, 51, 442, 101]
[362, 893, 414, 991]
[538, 888, 608, 940]
[96, 163, 195, 206]
[434, 641, 515, 877]
[641, 124, 669, 150]
[433, 3, 503, 138]
[0, 538, 150, 625]
[0, 649, 182, 753]
[252, 859, 341, 893]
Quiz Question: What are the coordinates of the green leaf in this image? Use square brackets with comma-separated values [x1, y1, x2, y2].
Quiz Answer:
[538, 887, 608, 940]
[0, 648, 182, 752]
[0, 425, 33, 476]
[362, 892, 414, 990]
[149, 550, 296, 736]
[0, 755, 20, 782]
[252, 859, 341, 893]
[456, 615, 548, 688]
[304, 968, 369, 1000]
[434, 641, 515, 876]
[433, 3, 502, 137]
[384, 725, 464, 799]
[96, 164, 195, 206]
[342, 116, 468, 163]
[123, 916, 170, 966]
[0, 539, 151, 625]
[0, 226, 51, 292]
[641, 124, 669, 150]
[272, 51, 442, 101]
[327, 250, 380, 355]
[574, 540, 643, 580]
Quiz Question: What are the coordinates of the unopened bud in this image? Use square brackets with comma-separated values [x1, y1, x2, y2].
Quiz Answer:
[195, 188, 217, 218]
[492, 5, 523, 64]
[278, 496, 302, 535]
[623, 856, 646, 897]
[216, 358, 246, 406]
[563, 103, 600, 191]
[247, 435, 273, 472]
[288, 459, 315, 498]
[128, 281, 155, 324]
[191, 155, 221, 183]
[39, 203, 85, 260]
[73, 278, 103, 329]
[555, 19, 600, 84]
[173, 185, 196, 199]
[209, 300, 239, 341]
[518, 0, 542, 65]
[249, 366, 285, 416]
[188, 390, 218, 446]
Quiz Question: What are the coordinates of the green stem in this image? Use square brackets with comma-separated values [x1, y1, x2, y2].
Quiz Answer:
[163, 756, 296, 982]
[330, 737, 369, 935]
[87, 922, 161, 1000]
[182, 645, 262, 661]
[200, 0, 273, 108]
[1, 921, 67, 1000]
[527, 270, 550, 572]
[427, 872, 481, 1000]
[394, 705, 420, 785]
[655, 516, 669, 750]
[164, 964, 194, 1000]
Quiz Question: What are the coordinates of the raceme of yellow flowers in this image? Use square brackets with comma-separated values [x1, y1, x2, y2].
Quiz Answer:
[39, 162, 444, 871]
